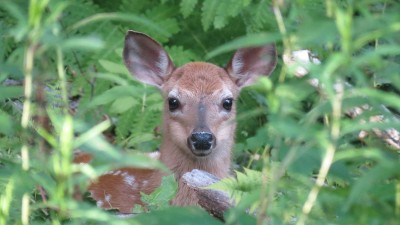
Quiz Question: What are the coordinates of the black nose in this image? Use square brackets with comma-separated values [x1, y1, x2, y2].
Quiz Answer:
[189, 132, 215, 151]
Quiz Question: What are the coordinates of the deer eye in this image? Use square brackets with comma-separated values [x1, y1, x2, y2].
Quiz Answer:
[168, 98, 180, 111]
[222, 98, 233, 111]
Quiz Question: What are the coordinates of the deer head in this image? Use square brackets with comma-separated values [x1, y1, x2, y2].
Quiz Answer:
[123, 30, 276, 176]
[86, 31, 277, 213]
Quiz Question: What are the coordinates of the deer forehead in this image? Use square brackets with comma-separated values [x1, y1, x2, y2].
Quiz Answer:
[163, 62, 238, 98]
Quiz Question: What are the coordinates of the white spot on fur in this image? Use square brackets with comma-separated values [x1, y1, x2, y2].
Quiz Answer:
[147, 151, 160, 159]
[124, 175, 136, 187]
[105, 194, 112, 202]
[113, 170, 121, 176]
[103, 170, 114, 175]
[142, 180, 149, 187]
[96, 200, 104, 207]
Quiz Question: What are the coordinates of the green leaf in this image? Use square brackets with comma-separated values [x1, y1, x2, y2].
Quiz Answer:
[353, 88, 400, 109]
[214, 0, 243, 29]
[98, 59, 129, 75]
[61, 36, 104, 50]
[141, 175, 177, 210]
[94, 73, 130, 86]
[201, 0, 219, 31]
[87, 85, 151, 108]
[0, 110, 15, 135]
[165, 46, 199, 66]
[209, 169, 263, 203]
[180, 0, 198, 18]
[69, 12, 170, 39]
[0, 86, 23, 101]
[206, 32, 281, 59]
[344, 161, 399, 210]
[110, 96, 138, 113]
[133, 207, 223, 225]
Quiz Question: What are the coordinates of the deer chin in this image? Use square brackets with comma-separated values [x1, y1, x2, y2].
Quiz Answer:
[190, 147, 213, 157]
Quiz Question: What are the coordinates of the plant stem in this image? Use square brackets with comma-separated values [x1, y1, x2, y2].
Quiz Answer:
[297, 83, 343, 225]
[396, 181, 400, 216]
[21, 46, 34, 129]
[56, 47, 69, 113]
[272, 0, 290, 54]
[21, 193, 30, 225]
[20, 44, 36, 171]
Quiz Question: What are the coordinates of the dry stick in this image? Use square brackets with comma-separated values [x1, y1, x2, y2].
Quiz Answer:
[182, 169, 233, 221]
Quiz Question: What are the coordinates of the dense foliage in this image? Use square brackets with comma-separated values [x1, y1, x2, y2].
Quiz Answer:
[0, 0, 399, 224]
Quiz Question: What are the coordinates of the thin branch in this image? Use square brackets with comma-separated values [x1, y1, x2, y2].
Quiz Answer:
[297, 81, 344, 225]
[182, 169, 233, 221]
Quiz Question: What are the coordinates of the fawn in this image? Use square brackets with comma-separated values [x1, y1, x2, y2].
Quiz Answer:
[85, 30, 277, 213]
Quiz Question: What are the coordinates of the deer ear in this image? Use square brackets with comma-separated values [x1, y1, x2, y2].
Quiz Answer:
[226, 44, 277, 88]
[123, 30, 175, 87]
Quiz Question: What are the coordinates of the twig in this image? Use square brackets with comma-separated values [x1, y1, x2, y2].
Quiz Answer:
[182, 169, 233, 221]
[297, 81, 344, 225]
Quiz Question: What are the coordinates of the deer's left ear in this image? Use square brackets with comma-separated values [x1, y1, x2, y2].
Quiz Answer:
[226, 44, 277, 88]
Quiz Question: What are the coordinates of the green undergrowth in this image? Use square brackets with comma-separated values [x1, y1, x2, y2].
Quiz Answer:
[0, 0, 399, 224]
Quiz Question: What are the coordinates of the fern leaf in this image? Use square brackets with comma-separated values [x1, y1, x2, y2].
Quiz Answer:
[209, 169, 264, 203]
[141, 175, 178, 210]
[115, 91, 162, 150]
[119, 0, 151, 14]
[115, 108, 136, 142]
[201, 0, 220, 31]
[125, 4, 180, 43]
[243, 0, 275, 32]
[214, 0, 244, 29]
[180, 0, 198, 18]
[165, 45, 200, 66]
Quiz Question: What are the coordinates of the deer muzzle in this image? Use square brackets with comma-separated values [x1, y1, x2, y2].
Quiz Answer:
[187, 131, 216, 156]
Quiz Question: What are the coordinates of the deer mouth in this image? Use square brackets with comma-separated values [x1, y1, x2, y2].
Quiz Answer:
[187, 132, 216, 157]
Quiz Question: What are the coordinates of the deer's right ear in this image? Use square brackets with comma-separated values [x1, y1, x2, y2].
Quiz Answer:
[226, 44, 277, 88]
[123, 31, 175, 87]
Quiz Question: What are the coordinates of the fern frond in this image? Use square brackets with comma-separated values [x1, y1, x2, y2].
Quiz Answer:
[214, 0, 244, 29]
[115, 92, 162, 150]
[201, 0, 220, 31]
[180, 0, 198, 18]
[243, 0, 275, 32]
[165, 45, 200, 66]
[209, 168, 264, 203]
[119, 0, 151, 14]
